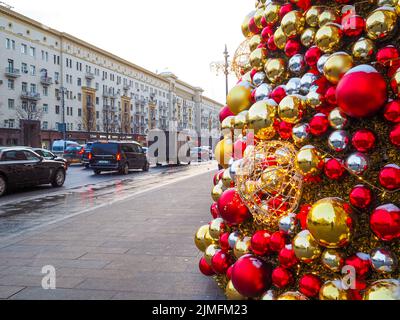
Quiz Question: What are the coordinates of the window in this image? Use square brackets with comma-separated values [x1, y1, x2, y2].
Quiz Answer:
[55, 105, 60, 114]
[8, 79, 14, 90]
[21, 63, 28, 74]
[6, 38, 15, 50]
[78, 93, 82, 101]
[96, 97, 99, 105]
[77, 78, 82, 86]
[30, 65, 36, 75]
[43, 87, 48, 96]
[22, 82, 28, 92]
[8, 99, 15, 109]
[30, 84, 36, 93]
[29, 46, 35, 57]
[43, 104, 48, 113]
[21, 44, 27, 54]
[23, 150, 40, 161]
[55, 72, 60, 82]
[42, 121, 48, 130]
[78, 109, 82, 117]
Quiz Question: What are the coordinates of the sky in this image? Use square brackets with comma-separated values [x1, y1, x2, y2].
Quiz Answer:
[4, 0, 252, 104]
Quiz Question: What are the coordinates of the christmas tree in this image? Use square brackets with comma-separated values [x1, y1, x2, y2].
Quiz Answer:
[195, 0, 400, 300]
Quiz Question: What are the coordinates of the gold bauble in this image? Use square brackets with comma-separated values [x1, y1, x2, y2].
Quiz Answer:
[241, 12, 254, 38]
[254, 8, 265, 29]
[264, 3, 280, 26]
[301, 28, 316, 47]
[249, 34, 262, 52]
[306, 91, 323, 109]
[307, 198, 353, 249]
[281, 10, 305, 38]
[363, 279, 400, 300]
[194, 225, 210, 252]
[305, 6, 322, 27]
[315, 23, 342, 53]
[209, 218, 225, 240]
[226, 281, 247, 300]
[227, 82, 253, 115]
[295, 145, 323, 177]
[244, 180, 258, 194]
[366, 7, 397, 40]
[273, 27, 287, 50]
[211, 181, 224, 202]
[277, 292, 309, 300]
[204, 244, 220, 265]
[278, 95, 305, 124]
[234, 236, 251, 259]
[352, 38, 375, 61]
[250, 47, 267, 71]
[222, 169, 233, 189]
[234, 111, 249, 130]
[323, 52, 354, 84]
[391, 68, 400, 94]
[247, 100, 277, 140]
[320, 280, 350, 300]
[215, 138, 233, 169]
[204, 229, 216, 248]
[318, 9, 338, 27]
[321, 249, 345, 273]
[293, 230, 322, 263]
[221, 116, 235, 137]
[259, 167, 286, 193]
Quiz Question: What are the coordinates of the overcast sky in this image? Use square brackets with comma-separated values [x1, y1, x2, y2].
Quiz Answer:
[4, 0, 251, 104]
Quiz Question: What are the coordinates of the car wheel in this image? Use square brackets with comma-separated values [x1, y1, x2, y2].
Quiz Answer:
[0, 175, 7, 197]
[94, 170, 102, 175]
[51, 169, 66, 188]
[120, 163, 129, 175]
[143, 162, 150, 172]
[85, 164, 90, 169]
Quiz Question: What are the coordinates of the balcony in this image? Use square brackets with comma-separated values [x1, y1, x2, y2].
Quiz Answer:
[85, 72, 95, 80]
[21, 91, 41, 101]
[5, 67, 20, 78]
[40, 76, 53, 86]
[102, 91, 110, 98]
[123, 84, 130, 91]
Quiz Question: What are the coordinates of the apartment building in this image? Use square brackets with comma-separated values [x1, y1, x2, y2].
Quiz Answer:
[0, 5, 222, 148]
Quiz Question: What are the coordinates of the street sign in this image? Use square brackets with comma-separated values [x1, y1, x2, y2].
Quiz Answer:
[57, 123, 66, 132]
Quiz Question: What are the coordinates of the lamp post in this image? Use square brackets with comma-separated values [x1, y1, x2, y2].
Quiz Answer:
[210, 45, 232, 98]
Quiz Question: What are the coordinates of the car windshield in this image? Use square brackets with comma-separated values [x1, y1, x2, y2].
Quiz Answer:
[92, 143, 118, 155]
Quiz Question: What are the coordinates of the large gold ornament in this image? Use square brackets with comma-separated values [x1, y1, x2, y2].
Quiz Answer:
[307, 198, 354, 249]
[265, 58, 287, 83]
[315, 23, 342, 53]
[237, 141, 303, 229]
[273, 27, 288, 50]
[321, 249, 345, 273]
[247, 100, 277, 140]
[352, 38, 375, 61]
[264, 3, 280, 26]
[295, 145, 323, 177]
[209, 218, 225, 240]
[215, 138, 233, 169]
[301, 28, 316, 47]
[211, 181, 224, 202]
[195, 225, 211, 252]
[249, 34, 262, 52]
[305, 6, 322, 27]
[320, 280, 350, 300]
[323, 52, 354, 84]
[234, 236, 252, 258]
[281, 10, 305, 38]
[293, 230, 322, 262]
[277, 292, 309, 300]
[278, 95, 305, 124]
[204, 244, 220, 265]
[318, 9, 338, 27]
[232, 39, 252, 79]
[363, 279, 400, 300]
[226, 281, 247, 300]
[250, 47, 267, 71]
[253, 8, 265, 29]
[227, 82, 253, 115]
[366, 7, 397, 40]
[241, 11, 255, 38]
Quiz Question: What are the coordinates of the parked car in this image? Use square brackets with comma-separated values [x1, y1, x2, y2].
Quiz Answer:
[0, 147, 67, 197]
[81, 142, 94, 168]
[89, 141, 149, 175]
[190, 147, 209, 162]
[63, 146, 84, 164]
[200, 146, 213, 160]
[32, 148, 69, 170]
[52, 140, 80, 156]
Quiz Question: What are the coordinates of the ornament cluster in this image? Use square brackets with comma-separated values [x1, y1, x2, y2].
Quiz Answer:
[195, 0, 400, 300]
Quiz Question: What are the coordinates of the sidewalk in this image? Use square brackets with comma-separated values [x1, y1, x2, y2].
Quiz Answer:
[0, 170, 224, 300]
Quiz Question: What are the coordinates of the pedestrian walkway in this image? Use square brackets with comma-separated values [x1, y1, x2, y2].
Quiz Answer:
[0, 169, 224, 300]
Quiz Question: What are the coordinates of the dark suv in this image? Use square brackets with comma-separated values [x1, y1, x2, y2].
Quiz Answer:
[81, 142, 93, 168]
[89, 141, 149, 175]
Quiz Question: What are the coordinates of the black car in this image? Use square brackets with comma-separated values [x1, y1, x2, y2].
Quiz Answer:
[0, 147, 67, 197]
[89, 141, 149, 175]
[81, 142, 93, 168]
[32, 148, 69, 170]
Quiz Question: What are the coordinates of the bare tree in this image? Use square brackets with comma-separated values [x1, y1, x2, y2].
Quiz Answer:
[15, 103, 43, 121]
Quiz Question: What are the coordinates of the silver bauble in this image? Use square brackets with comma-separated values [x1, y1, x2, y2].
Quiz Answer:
[370, 248, 398, 274]
[328, 130, 350, 152]
[292, 123, 311, 145]
[286, 77, 302, 95]
[229, 159, 243, 182]
[346, 153, 369, 176]
[228, 232, 240, 249]
[255, 83, 273, 102]
[253, 71, 266, 87]
[317, 54, 330, 74]
[300, 73, 318, 95]
[329, 108, 348, 130]
[289, 54, 306, 75]
[279, 213, 297, 235]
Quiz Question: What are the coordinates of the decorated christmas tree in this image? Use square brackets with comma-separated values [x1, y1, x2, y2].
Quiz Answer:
[195, 0, 400, 300]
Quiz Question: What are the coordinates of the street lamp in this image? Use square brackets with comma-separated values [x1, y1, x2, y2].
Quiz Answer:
[210, 45, 232, 97]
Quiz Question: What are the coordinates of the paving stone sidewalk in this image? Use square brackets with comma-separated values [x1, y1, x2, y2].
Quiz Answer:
[0, 170, 224, 300]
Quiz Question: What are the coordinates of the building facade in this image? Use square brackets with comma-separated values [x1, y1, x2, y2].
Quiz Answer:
[0, 6, 222, 148]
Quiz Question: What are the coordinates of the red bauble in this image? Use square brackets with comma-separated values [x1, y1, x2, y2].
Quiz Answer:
[290, 0, 311, 11]
[377, 46, 400, 68]
[210, 203, 220, 219]
[219, 106, 234, 123]
[285, 39, 301, 57]
[299, 274, 322, 298]
[248, 17, 261, 35]
[278, 121, 294, 140]
[272, 267, 293, 289]
[211, 251, 233, 275]
[261, 26, 274, 42]
[345, 253, 371, 279]
[218, 189, 251, 225]
[270, 86, 287, 104]
[390, 124, 400, 147]
[251, 230, 272, 256]
[379, 164, 400, 191]
[325, 86, 337, 105]
[309, 113, 329, 136]
[219, 232, 230, 252]
[231, 255, 273, 298]
[384, 100, 400, 123]
[297, 204, 312, 230]
[371, 204, 400, 241]
[214, 169, 224, 185]
[279, 3, 293, 19]
[279, 245, 299, 269]
[233, 139, 247, 160]
[336, 65, 388, 118]
[305, 46, 322, 67]
[324, 158, 346, 181]
[269, 231, 287, 252]
[267, 36, 278, 51]
[349, 280, 368, 301]
[226, 265, 233, 280]
[352, 129, 376, 153]
[349, 185, 373, 210]
[199, 258, 215, 277]
[342, 15, 365, 37]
